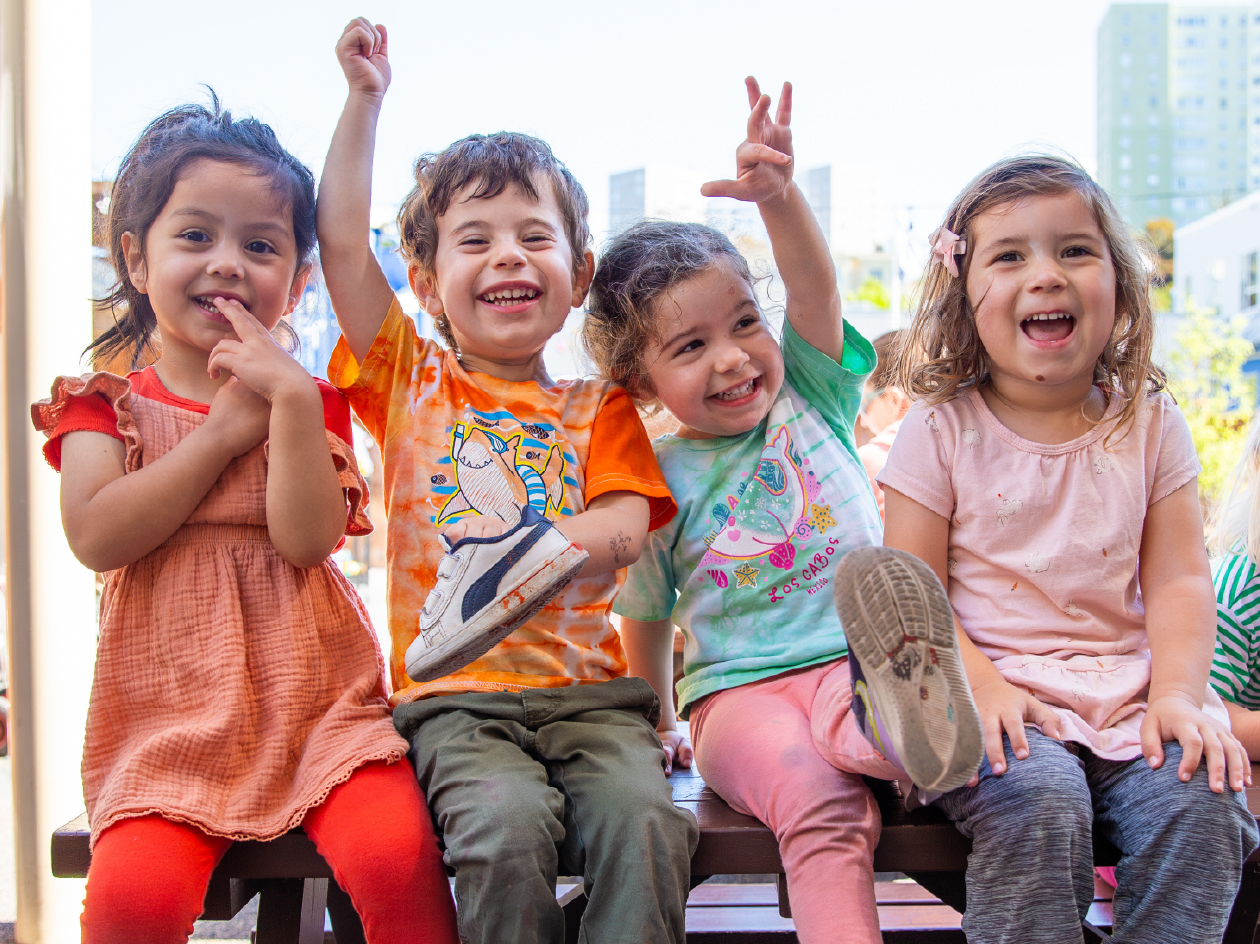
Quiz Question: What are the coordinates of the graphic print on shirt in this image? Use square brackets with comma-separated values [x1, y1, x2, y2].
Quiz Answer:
[697, 425, 833, 598]
[433, 410, 575, 526]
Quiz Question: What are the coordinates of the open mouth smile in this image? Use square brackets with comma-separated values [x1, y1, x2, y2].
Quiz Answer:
[479, 287, 540, 310]
[1021, 311, 1076, 345]
[711, 376, 761, 403]
[194, 295, 248, 322]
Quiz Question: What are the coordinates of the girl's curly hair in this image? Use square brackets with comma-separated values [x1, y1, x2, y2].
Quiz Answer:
[895, 154, 1165, 442]
[583, 220, 757, 400]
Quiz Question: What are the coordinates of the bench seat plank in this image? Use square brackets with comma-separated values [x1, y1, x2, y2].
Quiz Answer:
[49, 762, 1260, 943]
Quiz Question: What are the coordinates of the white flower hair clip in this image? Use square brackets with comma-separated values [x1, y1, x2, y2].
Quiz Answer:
[929, 227, 967, 278]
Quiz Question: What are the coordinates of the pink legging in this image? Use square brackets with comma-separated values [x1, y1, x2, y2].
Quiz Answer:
[81, 759, 458, 944]
[690, 658, 903, 944]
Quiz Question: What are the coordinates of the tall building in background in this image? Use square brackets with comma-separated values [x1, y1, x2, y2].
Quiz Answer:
[609, 168, 645, 234]
[804, 165, 832, 245]
[1098, 3, 1260, 230]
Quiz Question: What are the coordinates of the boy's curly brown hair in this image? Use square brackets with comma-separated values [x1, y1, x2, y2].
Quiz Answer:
[397, 132, 592, 351]
[895, 154, 1165, 442]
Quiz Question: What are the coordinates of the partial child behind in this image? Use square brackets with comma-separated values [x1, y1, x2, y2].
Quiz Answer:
[1207, 412, 1260, 754]
[316, 19, 697, 944]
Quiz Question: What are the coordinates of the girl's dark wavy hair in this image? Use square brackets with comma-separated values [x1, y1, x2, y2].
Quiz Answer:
[89, 92, 316, 369]
[896, 154, 1164, 444]
[583, 220, 757, 401]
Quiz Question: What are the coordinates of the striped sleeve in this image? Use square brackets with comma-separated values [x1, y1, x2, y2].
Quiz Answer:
[1213, 554, 1260, 709]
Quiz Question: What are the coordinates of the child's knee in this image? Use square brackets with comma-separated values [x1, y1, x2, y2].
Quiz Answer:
[441, 783, 567, 870]
[962, 742, 1092, 839]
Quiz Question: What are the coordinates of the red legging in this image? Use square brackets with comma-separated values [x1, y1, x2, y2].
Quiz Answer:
[81, 760, 458, 944]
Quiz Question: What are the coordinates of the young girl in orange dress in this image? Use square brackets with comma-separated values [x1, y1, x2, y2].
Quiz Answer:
[32, 100, 458, 944]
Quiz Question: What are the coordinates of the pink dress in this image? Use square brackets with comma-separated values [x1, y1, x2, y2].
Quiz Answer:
[33, 370, 408, 846]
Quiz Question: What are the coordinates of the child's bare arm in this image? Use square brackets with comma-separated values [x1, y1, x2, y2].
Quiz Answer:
[620, 616, 692, 774]
[442, 492, 650, 577]
[702, 78, 844, 362]
[1139, 480, 1250, 792]
[60, 382, 268, 572]
[317, 18, 397, 365]
[554, 491, 650, 577]
[208, 298, 347, 568]
[1224, 700, 1260, 757]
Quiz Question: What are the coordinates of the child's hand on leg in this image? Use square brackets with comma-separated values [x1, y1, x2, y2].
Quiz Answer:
[970, 675, 1063, 782]
[701, 77, 794, 206]
[659, 728, 692, 776]
[1141, 694, 1251, 793]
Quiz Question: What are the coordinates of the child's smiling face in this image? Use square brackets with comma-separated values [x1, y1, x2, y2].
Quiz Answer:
[642, 260, 784, 439]
[412, 179, 592, 382]
[125, 158, 304, 359]
[965, 191, 1118, 397]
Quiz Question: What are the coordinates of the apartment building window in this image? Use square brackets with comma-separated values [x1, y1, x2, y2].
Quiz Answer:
[1244, 252, 1259, 311]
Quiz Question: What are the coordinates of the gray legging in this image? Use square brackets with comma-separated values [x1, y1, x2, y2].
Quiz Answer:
[934, 727, 1258, 944]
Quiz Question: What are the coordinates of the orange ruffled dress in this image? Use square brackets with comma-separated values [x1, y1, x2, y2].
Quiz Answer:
[33, 371, 408, 847]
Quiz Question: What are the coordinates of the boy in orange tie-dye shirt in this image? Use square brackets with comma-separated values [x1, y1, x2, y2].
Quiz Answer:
[317, 19, 698, 944]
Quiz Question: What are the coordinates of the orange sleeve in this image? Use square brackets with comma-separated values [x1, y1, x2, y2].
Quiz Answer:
[327, 298, 433, 449]
[584, 387, 677, 531]
[42, 392, 123, 472]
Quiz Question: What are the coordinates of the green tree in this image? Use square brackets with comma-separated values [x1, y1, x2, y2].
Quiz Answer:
[850, 276, 890, 310]
[1164, 307, 1255, 506]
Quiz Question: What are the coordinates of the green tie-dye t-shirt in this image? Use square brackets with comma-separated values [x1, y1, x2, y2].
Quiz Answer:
[615, 320, 882, 715]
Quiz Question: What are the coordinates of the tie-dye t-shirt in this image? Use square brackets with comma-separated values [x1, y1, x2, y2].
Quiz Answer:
[329, 299, 676, 705]
[615, 320, 881, 715]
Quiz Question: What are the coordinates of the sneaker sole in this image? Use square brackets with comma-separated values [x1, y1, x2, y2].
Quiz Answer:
[834, 547, 981, 792]
[406, 543, 588, 684]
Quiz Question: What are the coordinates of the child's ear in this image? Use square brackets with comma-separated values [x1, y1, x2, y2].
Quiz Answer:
[409, 264, 444, 316]
[625, 372, 656, 402]
[121, 232, 148, 294]
[570, 250, 595, 308]
[284, 265, 312, 316]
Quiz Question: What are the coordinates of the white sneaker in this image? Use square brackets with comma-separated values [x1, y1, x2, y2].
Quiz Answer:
[833, 546, 982, 793]
[405, 506, 588, 684]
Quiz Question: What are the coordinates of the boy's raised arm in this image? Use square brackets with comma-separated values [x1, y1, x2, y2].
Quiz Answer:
[317, 18, 398, 365]
[702, 78, 845, 363]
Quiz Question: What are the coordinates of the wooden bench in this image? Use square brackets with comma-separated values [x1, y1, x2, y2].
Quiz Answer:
[51, 763, 1260, 943]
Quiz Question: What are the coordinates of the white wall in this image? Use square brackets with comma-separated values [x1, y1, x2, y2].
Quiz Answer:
[1174, 189, 1260, 320]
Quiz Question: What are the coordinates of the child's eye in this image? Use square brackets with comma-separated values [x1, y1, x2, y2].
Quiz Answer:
[994, 251, 1022, 263]
[1063, 245, 1092, 258]
[179, 230, 210, 244]
[246, 240, 277, 255]
[675, 339, 703, 356]
[459, 237, 489, 247]
[736, 315, 760, 330]
[523, 234, 553, 245]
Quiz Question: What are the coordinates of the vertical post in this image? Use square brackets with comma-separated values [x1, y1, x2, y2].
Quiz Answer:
[1, 0, 96, 941]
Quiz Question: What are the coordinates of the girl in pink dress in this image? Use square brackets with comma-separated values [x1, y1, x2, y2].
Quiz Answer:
[877, 155, 1256, 944]
[34, 100, 457, 944]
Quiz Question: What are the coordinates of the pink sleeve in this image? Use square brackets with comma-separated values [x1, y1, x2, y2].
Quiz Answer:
[876, 401, 957, 520]
[1148, 394, 1202, 506]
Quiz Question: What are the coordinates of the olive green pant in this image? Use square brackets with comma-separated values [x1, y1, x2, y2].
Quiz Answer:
[395, 677, 699, 944]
